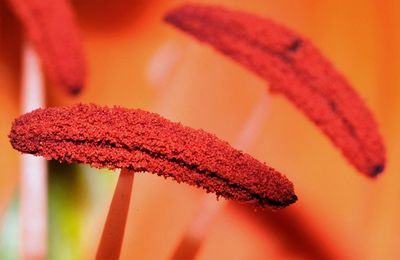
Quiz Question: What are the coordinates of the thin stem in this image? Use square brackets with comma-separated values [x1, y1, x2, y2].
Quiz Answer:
[96, 169, 135, 260]
[170, 93, 271, 259]
[20, 43, 47, 259]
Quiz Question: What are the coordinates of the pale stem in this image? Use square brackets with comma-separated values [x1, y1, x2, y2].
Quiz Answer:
[95, 169, 135, 260]
[20, 43, 47, 260]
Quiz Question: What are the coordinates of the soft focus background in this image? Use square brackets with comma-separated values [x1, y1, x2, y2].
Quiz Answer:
[1, 0, 399, 259]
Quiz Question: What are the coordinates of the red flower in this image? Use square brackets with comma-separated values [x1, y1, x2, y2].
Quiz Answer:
[165, 4, 386, 177]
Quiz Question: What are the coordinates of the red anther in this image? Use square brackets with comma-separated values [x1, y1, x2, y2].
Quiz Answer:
[165, 4, 386, 177]
[5, 0, 86, 95]
[9, 104, 297, 208]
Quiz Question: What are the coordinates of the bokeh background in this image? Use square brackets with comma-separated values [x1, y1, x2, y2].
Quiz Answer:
[0, 0, 399, 259]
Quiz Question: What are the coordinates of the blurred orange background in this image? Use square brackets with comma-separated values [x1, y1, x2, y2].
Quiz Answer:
[0, 0, 399, 259]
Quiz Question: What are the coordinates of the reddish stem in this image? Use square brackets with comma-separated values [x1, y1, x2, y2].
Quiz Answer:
[96, 169, 134, 260]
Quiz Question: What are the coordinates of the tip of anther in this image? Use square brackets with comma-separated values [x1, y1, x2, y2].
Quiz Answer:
[370, 164, 385, 177]
[279, 194, 298, 208]
[289, 194, 298, 204]
[68, 85, 82, 96]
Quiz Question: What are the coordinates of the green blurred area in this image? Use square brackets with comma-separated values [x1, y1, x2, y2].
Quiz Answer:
[0, 161, 117, 260]
[0, 193, 19, 260]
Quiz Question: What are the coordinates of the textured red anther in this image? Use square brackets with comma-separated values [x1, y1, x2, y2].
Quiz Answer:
[164, 4, 386, 177]
[9, 104, 297, 208]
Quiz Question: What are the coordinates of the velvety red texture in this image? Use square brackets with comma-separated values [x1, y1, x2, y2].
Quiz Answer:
[9, 104, 297, 208]
[164, 4, 386, 177]
[6, 0, 86, 95]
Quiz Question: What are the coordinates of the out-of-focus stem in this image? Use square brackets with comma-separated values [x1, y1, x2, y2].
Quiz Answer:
[171, 93, 271, 259]
[20, 43, 47, 259]
[96, 169, 134, 260]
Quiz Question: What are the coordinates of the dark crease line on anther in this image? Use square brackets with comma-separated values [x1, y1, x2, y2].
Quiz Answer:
[51, 138, 295, 207]
[185, 14, 372, 163]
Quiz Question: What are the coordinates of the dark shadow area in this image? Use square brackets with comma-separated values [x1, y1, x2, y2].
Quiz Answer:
[232, 203, 342, 259]
[72, 0, 155, 33]
[0, 0, 22, 100]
